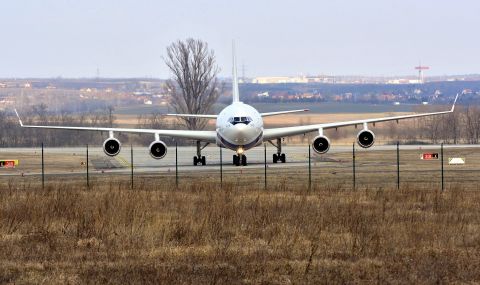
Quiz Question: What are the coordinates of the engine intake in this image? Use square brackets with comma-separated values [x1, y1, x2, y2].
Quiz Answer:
[149, 140, 167, 159]
[357, 129, 375, 148]
[312, 135, 331, 154]
[103, 138, 121, 156]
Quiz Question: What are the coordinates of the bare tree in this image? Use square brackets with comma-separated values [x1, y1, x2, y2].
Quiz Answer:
[164, 38, 222, 130]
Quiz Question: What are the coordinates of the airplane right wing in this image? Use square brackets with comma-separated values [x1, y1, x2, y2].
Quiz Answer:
[14, 109, 217, 143]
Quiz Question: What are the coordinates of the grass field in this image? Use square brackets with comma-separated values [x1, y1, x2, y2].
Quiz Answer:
[1, 145, 480, 283]
[1, 177, 480, 284]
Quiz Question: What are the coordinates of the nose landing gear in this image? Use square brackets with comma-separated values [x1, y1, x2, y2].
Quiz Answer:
[233, 154, 247, 166]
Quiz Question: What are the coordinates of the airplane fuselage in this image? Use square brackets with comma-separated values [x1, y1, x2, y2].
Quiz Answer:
[216, 102, 263, 154]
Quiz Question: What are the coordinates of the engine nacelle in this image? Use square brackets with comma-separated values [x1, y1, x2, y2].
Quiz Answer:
[103, 138, 121, 156]
[312, 135, 331, 154]
[149, 140, 167, 159]
[357, 129, 375, 148]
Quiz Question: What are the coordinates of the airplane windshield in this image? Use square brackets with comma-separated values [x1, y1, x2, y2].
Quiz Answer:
[228, 116, 252, 125]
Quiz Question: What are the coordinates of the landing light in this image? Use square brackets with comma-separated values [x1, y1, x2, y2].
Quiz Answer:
[237, 147, 244, 154]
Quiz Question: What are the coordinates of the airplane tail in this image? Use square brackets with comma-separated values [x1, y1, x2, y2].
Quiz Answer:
[232, 42, 240, 103]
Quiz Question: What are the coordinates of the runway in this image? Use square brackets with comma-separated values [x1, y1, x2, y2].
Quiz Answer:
[1, 144, 479, 176]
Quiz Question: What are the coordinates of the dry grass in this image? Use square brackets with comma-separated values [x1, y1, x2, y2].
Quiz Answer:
[1, 178, 480, 284]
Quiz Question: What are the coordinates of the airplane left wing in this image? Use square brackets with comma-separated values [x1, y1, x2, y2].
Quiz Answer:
[263, 94, 459, 141]
[14, 109, 217, 143]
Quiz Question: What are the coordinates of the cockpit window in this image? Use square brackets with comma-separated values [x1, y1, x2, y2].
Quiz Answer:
[228, 116, 252, 125]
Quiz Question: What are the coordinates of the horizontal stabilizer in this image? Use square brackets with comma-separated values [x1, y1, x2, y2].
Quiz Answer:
[164, 114, 218, 119]
[260, 109, 309, 117]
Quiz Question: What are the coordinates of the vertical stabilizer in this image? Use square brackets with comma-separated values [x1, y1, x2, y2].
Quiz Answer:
[232, 42, 240, 103]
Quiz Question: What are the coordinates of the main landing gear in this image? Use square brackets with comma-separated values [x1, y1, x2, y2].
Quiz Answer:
[233, 154, 247, 166]
[193, 140, 209, 166]
[270, 138, 286, 163]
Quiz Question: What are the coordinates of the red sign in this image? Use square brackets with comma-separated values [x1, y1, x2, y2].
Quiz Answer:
[0, 160, 16, 168]
[421, 153, 439, 160]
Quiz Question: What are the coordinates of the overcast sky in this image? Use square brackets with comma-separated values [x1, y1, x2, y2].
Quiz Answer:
[1, 0, 479, 78]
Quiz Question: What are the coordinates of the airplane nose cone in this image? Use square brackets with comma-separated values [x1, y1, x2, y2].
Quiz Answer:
[234, 124, 253, 143]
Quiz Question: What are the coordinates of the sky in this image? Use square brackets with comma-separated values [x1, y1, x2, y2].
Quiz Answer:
[1, 0, 479, 78]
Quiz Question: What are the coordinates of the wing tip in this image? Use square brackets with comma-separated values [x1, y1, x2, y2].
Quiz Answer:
[13, 108, 23, 126]
[451, 93, 460, 112]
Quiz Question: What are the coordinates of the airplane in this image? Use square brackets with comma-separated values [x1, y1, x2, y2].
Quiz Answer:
[14, 51, 459, 167]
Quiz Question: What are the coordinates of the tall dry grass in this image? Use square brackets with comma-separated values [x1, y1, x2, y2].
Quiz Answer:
[0, 178, 480, 284]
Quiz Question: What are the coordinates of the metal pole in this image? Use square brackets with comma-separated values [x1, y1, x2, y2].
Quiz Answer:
[264, 143, 267, 190]
[86, 144, 89, 189]
[41, 142, 44, 189]
[352, 142, 356, 191]
[396, 141, 400, 190]
[441, 143, 444, 192]
[220, 146, 223, 187]
[130, 144, 134, 189]
[175, 142, 178, 187]
[308, 144, 312, 190]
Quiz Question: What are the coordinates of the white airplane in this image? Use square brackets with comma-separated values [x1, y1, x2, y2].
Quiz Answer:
[14, 52, 459, 166]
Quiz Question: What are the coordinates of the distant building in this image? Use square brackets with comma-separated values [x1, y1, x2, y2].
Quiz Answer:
[257, 92, 269, 98]
[252, 76, 308, 84]
[386, 79, 422, 84]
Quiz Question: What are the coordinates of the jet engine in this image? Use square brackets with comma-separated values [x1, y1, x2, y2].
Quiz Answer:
[357, 129, 375, 148]
[103, 138, 121, 156]
[149, 140, 167, 159]
[312, 135, 331, 154]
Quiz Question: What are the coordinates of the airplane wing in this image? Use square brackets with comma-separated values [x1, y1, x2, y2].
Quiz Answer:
[260, 109, 309, 117]
[14, 109, 217, 143]
[164, 113, 218, 119]
[263, 94, 459, 141]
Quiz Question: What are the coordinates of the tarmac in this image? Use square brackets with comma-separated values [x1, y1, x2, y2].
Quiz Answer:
[1, 144, 478, 176]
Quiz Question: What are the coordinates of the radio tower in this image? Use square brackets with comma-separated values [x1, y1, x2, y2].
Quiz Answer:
[414, 63, 429, 84]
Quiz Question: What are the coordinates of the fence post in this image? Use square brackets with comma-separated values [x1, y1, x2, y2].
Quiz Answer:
[220, 146, 223, 187]
[41, 142, 45, 189]
[86, 144, 89, 189]
[264, 143, 267, 190]
[175, 142, 178, 188]
[308, 144, 312, 190]
[352, 142, 356, 190]
[397, 141, 400, 190]
[441, 143, 444, 192]
[130, 144, 134, 189]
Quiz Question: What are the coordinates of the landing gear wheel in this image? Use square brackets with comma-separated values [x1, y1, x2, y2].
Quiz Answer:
[280, 153, 286, 163]
[241, 155, 247, 166]
[193, 156, 206, 166]
[233, 155, 240, 166]
[273, 153, 278, 163]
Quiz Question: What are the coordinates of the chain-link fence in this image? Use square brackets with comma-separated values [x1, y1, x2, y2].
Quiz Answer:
[1, 143, 479, 191]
